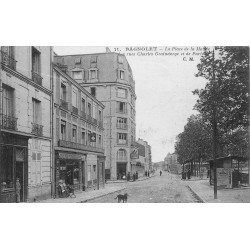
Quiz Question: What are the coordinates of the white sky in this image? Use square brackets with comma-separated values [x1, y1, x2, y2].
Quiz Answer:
[54, 46, 207, 163]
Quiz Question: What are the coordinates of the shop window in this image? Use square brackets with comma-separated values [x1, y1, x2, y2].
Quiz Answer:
[1, 146, 14, 190]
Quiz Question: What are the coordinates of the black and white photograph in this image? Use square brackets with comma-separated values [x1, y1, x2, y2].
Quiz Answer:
[0, 46, 249, 203]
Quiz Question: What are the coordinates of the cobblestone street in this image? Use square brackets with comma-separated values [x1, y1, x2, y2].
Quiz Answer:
[88, 172, 201, 203]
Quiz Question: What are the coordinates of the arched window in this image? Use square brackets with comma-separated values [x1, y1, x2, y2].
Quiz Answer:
[117, 149, 127, 161]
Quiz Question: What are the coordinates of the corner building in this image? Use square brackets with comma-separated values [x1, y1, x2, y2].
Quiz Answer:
[0, 46, 53, 202]
[54, 52, 136, 180]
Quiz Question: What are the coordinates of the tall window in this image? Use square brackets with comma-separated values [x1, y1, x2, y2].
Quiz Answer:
[61, 83, 67, 101]
[61, 120, 66, 140]
[89, 69, 97, 80]
[117, 133, 127, 145]
[117, 149, 127, 160]
[32, 47, 41, 74]
[81, 98, 86, 112]
[90, 87, 96, 97]
[72, 90, 77, 108]
[117, 88, 127, 98]
[117, 117, 127, 129]
[93, 104, 97, 119]
[81, 129, 86, 145]
[2, 85, 14, 116]
[88, 103, 92, 116]
[119, 70, 125, 80]
[117, 102, 126, 113]
[98, 110, 102, 121]
[72, 125, 77, 143]
[32, 98, 41, 124]
[1, 46, 15, 69]
[98, 135, 102, 146]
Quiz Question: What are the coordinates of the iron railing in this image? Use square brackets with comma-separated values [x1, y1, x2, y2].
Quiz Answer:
[0, 114, 17, 130]
[60, 99, 68, 110]
[31, 123, 43, 136]
[116, 123, 128, 130]
[32, 71, 43, 85]
[0, 51, 17, 70]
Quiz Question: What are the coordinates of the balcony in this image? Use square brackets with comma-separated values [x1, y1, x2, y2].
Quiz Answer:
[58, 139, 104, 154]
[72, 106, 78, 116]
[60, 99, 68, 110]
[1, 51, 17, 70]
[116, 123, 128, 130]
[31, 123, 43, 136]
[32, 71, 43, 86]
[0, 114, 17, 131]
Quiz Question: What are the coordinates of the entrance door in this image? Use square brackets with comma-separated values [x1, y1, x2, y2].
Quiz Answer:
[16, 162, 25, 202]
[117, 163, 127, 180]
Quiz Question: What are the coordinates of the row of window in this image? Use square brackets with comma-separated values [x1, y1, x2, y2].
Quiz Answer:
[2, 84, 42, 125]
[60, 120, 102, 147]
[60, 83, 102, 121]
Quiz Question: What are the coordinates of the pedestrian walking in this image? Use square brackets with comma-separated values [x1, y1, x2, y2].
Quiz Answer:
[133, 173, 136, 181]
[127, 172, 130, 181]
[136, 171, 138, 180]
[160, 170, 162, 176]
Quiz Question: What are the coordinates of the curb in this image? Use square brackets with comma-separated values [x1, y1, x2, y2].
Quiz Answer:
[79, 187, 126, 203]
[186, 185, 205, 203]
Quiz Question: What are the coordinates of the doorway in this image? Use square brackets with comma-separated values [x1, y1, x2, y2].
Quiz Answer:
[16, 162, 25, 202]
[117, 163, 127, 180]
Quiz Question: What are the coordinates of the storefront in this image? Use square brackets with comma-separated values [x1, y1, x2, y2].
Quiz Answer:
[97, 156, 105, 189]
[55, 151, 86, 196]
[0, 132, 29, 203]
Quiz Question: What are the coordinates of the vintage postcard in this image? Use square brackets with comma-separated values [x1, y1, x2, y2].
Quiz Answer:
[0, 46, 249, 203]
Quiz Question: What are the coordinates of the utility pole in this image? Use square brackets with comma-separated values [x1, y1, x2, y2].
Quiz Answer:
[212, 48, 218, 199]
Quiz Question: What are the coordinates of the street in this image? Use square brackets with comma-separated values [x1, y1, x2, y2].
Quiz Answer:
[88, 172, 202, 203]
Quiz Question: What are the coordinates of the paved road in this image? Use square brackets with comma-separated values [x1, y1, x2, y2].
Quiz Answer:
[88, 172, 201, 203]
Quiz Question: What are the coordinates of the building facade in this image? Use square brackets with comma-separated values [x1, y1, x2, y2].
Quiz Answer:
[0, 46, 53, 202]
[164, 153, 182, 174]
[54, 52, 136, 180]
[52, 63, 105, 195]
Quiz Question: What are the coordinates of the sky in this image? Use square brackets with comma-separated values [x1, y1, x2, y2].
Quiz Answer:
[54, 46, 207, 163]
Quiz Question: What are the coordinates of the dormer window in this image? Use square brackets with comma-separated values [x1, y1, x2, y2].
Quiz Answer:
[75, 57, 81, 64]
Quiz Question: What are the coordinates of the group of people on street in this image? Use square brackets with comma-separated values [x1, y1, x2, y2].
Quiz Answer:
[145, 171, 150, 177]
[126, 171, 138, 181]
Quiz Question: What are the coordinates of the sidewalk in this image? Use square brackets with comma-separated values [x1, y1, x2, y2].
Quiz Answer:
[39, 183, 126, 203]
[184, 178, 250, 203]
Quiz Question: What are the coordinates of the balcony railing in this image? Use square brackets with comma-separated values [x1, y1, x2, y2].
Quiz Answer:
[1, 51, 17, 70]
[60, 99, 68, 110]
[72, 106, 78, 116]
[116, 123, 128, 130]
[32, 71, 43, 86]
[31, 123, 43, 136]
[58, 139, 104, 154]
[0, 114, 17, 131]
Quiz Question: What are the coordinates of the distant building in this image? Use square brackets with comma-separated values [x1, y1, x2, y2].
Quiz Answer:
[164, 153, 181, 174]
[54, 52, 136, 180]
[0, 46, 53, 202]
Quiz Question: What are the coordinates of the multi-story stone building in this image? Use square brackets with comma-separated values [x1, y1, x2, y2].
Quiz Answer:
[0, 46, 53, 202]
[54, 51, 136, 180]
[52, 62, 105, 194]
[164, 153, 182, 174]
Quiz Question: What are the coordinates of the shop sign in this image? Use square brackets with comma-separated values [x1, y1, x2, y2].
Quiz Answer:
[58, 152, 84, 160]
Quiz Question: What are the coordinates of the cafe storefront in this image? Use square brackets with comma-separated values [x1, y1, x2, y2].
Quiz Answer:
[55, 151, 86, 196]
[0, 132, 29, 203]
